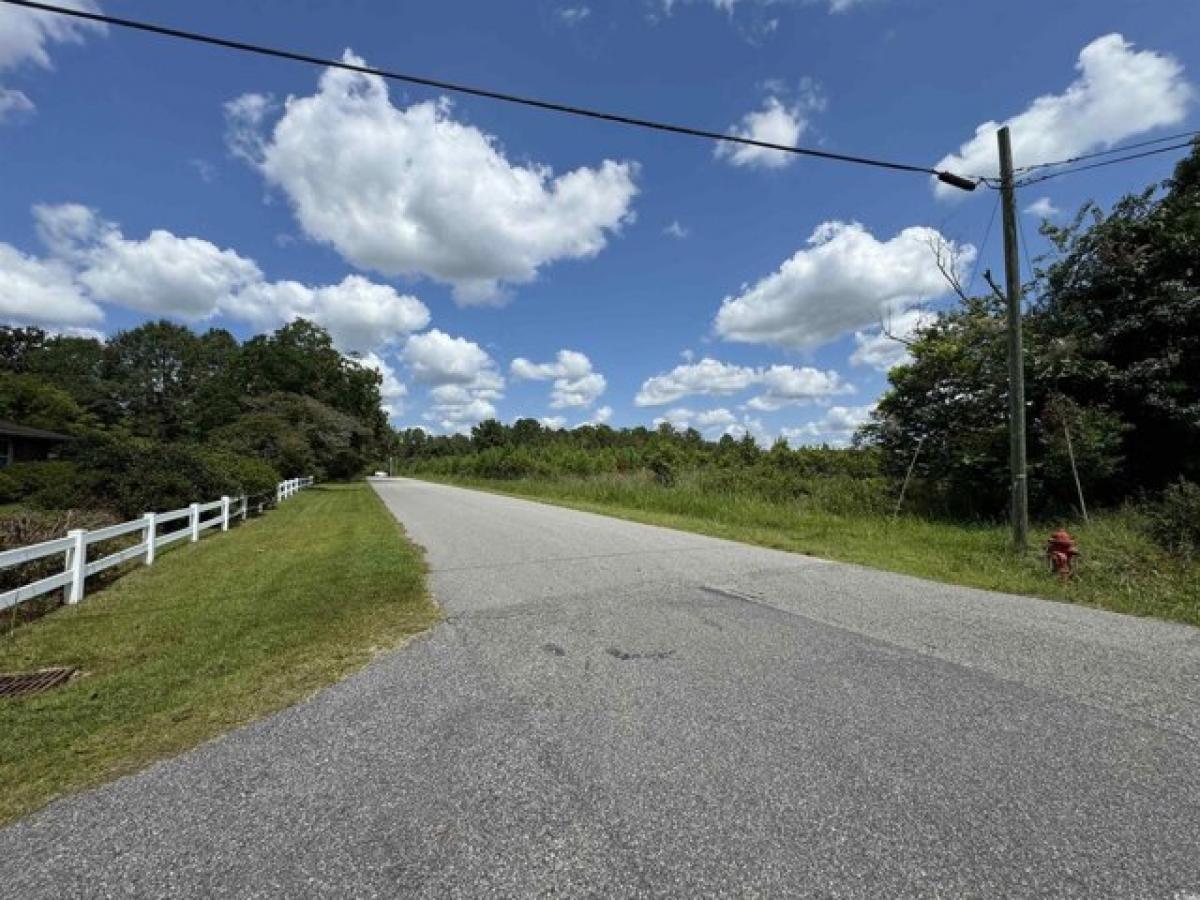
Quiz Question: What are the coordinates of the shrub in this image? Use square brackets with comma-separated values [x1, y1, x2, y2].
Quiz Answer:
[0, 508, 121, 629]
[69, 436, 280, 518]
[1144, 478, 1200, 559]
[0, 461, 81, 508]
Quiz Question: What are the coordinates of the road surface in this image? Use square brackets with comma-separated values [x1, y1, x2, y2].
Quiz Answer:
[2, 477, 1199, 897]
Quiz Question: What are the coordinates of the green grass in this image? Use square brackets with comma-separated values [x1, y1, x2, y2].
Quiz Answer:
[417, 473, 1200, 627]
[0, 482, 438, 824]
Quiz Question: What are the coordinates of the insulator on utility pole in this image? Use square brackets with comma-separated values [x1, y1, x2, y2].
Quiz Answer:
[997, 126, 1029, 552]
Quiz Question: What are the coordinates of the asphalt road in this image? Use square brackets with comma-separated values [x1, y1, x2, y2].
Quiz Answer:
[3, 478, 1200, 898]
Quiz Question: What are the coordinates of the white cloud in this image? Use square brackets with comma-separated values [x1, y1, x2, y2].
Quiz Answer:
[80, 230, 262, 319]
[0, 86, 32, 121]
[0, 0, 104, 121]
[223, 92, 275, 165]
[228, 52, 639, 304]
[850, 308, 930, 371]
[588, 405, 613, 425]
[404, 330, 505, 432]
[229, 276, 429, 353]
[635, 357, 759, 406]
[661, 1, 872, 18]
[934, 34, 1193, 197]
[635, 356, 852, 408]
[715, 96, 806, 169]
[746, 365, 853, 411]
[540, 415, 568, 430]
[663, 220, 690, 239]
[511, 349, 606, 408]
[34, 203, 260, 318]
[15, 204, 429, 349]
[352, 351, 408, 420]
[0, 0, 104, 70]
[653, 407, 739, 434]
[556, 6, 591, 24]
[403, 329, 497, 385]
[0, 242, 102, 327]
[781, 404, 875, 447]
[1024, 197, 1060, 219]
[714, 221, 972, 348]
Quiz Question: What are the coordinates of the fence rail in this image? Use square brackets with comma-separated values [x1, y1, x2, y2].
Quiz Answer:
[0, 476, 314, 613]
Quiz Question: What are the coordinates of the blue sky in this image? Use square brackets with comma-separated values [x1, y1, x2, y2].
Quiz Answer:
[1, 0, 1197, 443]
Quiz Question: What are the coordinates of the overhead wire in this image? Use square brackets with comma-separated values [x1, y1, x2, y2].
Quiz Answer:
[0, 0, 979, 186]
[1016, 140, 1196, 188]
[1012, 129, 1200, 175]
[965, 192, 1000, 297]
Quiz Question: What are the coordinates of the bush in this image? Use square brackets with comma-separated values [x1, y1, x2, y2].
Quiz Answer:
[0, 508, 121, 629]
[69, 436, 281, 518]
[1144, 478, 1200, 559]
[0, 461, 81, 508]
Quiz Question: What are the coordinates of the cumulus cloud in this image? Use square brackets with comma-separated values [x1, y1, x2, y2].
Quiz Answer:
[850, 308, 930, 371]
[540, 415, 568, 430]
[635, 357, 760, 406]
[404, 330, 497, 385]
[715, 96, 807, 169]
[781, 404, 875, 447]
[586, 405, 613, 425]
[1024, 197, 1060, 219]
[5, 204, 429, 349]
[510, 349, 606, 408]
[0, 0, 104, 119]
[653, 407, 739, 433]
[228, 276, 429, 353]
[0, 86, 32, 121]
[635, 356, 851, 408]
[713, 221, 971, 348]
[746, 365, 853, 411]
[556, 6, 591, 24]
[661, 0, 871, 18]
[933, 34, 1193, 197]
[227, 52, 639, 304]
[352, 351, 408, 420]
[0, 243, 102, 327]
[403, 330, 505, 432]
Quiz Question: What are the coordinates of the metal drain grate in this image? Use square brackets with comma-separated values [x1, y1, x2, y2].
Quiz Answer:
[0, 667, 77, 700]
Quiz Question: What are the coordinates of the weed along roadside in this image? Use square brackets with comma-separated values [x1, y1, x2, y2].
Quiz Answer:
[0, 482, 438, 825]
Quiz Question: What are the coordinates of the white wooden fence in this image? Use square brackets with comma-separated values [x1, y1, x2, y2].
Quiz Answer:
[0, 476, 314, 613]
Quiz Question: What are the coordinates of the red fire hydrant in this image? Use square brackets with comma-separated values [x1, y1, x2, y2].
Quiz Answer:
[1046, 530, 1080, 581]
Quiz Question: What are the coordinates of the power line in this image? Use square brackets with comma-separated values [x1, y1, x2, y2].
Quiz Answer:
[965, 192, 1000, 297]
[1016, 140, 1196, 187]
[0, 0, 978, 187]
[1012, 129, 1200, 175]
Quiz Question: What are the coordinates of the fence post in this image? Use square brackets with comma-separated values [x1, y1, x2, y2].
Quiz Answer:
[66, 528, 86, 604]
[241, 494, 249, 522]
[221, 496, 231, 532]
[276, 482, 283, 503]
[143, 512, 157, 565]
[190, 503, 201, 542]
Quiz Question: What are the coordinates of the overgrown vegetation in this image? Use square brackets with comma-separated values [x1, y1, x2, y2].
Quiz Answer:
[0, 318, 392, 516]
[0, 483, 437, 824]
[397, 143, 1200, 623]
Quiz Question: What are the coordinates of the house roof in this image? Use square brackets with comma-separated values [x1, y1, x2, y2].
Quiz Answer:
[0, 420, 74, 442]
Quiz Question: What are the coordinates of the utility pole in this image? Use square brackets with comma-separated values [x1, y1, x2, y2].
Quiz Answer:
[997, 125, 1029, 552]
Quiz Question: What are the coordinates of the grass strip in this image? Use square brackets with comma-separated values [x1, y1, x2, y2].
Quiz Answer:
[0, 482, 437, 824]
[416, 474, 1200, 627]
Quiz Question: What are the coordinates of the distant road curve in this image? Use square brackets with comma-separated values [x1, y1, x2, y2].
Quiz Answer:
[1, 477, 1198, 898]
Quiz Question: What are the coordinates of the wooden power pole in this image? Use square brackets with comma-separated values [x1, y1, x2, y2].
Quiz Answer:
[997, 126, 1029, 551]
